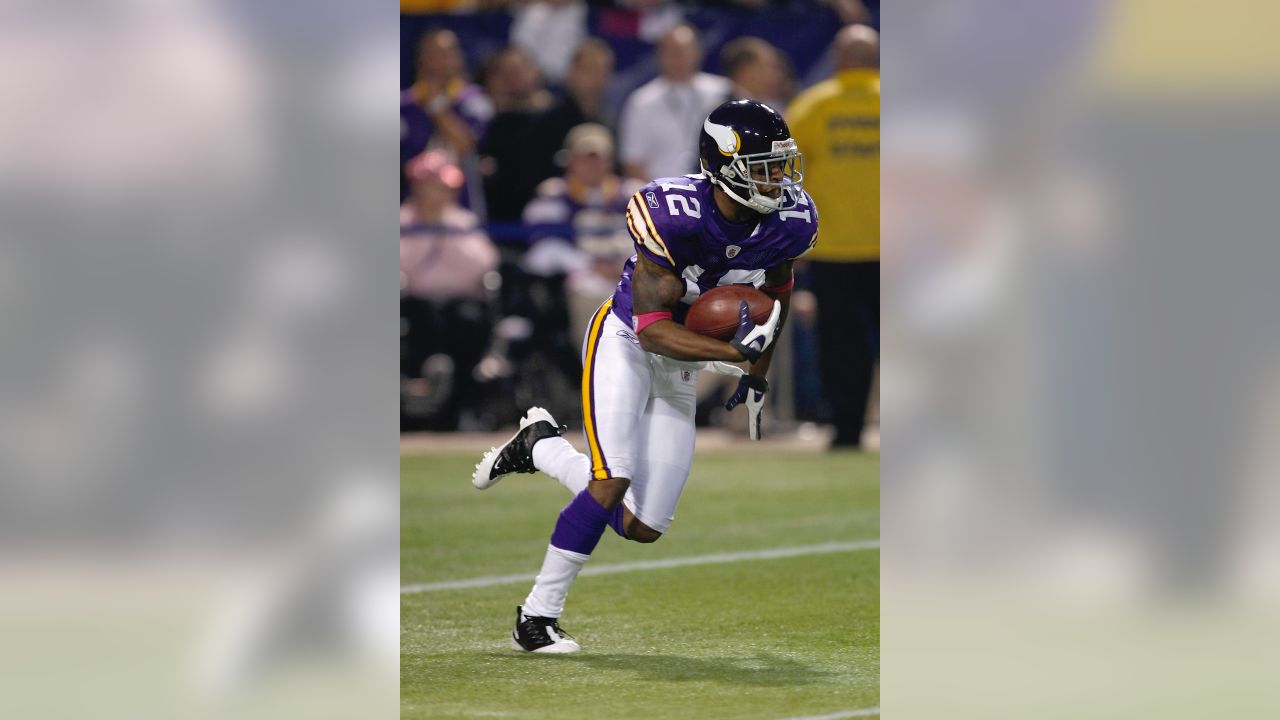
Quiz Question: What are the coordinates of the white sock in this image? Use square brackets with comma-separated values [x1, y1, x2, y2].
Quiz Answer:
[531, 437, 591, 494]
[523, 545, 589, 619]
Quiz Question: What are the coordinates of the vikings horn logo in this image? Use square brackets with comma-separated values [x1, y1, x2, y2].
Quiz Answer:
[704, 118, 740, 157]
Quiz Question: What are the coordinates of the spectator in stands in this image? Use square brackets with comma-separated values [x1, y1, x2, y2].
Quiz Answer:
[786, 24, 881, 448]
[401, 28, 493, 209]
[530, 38, 617, 185]
[619, 24, 730, 180]
[400, 150, 500, 430]
[720, 36, 789, 109]
[510, 0, 589, 87]
[478, 46, 555, 223]
[822, 0, 873, 25]
[522, 123, 643, 342]
[483, 46, 554, 114]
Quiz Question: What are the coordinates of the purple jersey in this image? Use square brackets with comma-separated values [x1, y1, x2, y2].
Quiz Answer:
[612, 175, 819, 328]
[523, 176, 641, 252]
[400, 80, 493, 163]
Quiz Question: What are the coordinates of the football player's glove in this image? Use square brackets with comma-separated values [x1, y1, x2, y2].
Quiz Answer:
[702, 361, 745, 378]
[730, 299, 782, 363]
[725, 374, 769, 440]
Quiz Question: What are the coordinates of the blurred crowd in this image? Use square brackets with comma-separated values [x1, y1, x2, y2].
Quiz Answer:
[401, 1, 880, 444]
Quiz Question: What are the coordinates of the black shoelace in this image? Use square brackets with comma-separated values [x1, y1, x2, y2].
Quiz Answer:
[524, 615, 573, 644]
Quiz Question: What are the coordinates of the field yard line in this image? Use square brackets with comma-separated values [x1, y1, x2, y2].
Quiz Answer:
[401, 539, 879, 594]
[775, 707, 880, 720]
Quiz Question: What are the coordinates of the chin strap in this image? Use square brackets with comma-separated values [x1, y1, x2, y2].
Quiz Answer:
[708, 170, 775, 214]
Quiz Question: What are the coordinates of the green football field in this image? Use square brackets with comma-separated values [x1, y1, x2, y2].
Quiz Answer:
[402, 449, 879, 720]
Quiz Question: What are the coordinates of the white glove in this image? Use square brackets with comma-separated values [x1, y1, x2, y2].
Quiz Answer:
[702, 361, 746, 378]
[729, 300, 782, 363]
[725, 374, 769, 440]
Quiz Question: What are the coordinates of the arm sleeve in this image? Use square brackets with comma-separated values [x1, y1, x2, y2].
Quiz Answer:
[624, 191, 676, 269]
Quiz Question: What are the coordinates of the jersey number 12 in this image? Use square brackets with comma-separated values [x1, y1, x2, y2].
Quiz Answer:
[779, 191, 811, 223]
[660, 181, 702, 219]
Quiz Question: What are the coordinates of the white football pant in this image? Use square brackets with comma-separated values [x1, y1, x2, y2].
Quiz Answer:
[577, 299, 698, 534]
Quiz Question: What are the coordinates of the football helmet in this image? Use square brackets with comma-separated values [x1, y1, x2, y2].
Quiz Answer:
[699, 99, 804, 214]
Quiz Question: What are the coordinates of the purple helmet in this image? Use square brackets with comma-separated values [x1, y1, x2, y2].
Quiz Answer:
[699, 99, 804, 214]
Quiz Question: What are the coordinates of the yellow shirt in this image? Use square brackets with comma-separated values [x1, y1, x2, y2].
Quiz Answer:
[787, 69, 880, 262]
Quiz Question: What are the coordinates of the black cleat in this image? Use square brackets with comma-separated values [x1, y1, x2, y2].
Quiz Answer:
[511, 606, 581, 653]
[471, 407, 566, 489]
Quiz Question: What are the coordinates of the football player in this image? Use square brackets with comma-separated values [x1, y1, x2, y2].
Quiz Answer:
[472, 100, 819, 653]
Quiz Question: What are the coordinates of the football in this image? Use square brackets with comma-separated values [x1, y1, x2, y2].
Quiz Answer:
[684, 285, 774, 340]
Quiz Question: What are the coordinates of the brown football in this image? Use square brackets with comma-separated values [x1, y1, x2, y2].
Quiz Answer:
[684, 285, 773, 340]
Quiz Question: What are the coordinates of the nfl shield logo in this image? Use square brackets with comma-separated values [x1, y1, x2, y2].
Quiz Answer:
[726, 245, 741, 258]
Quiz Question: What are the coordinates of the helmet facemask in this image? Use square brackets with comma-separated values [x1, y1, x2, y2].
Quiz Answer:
[707, 144, 804, 214]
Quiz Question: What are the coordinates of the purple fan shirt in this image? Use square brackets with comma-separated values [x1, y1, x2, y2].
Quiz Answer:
[400, 81, 493, 163]
[612, 175, 819, 329]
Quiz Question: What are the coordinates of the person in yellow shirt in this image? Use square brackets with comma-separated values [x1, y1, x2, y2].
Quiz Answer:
[788, 24, 880, 447]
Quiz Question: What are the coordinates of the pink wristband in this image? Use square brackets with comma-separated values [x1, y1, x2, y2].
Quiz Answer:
[763, 274, 795, 294]
[634, 311, 672, 334]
